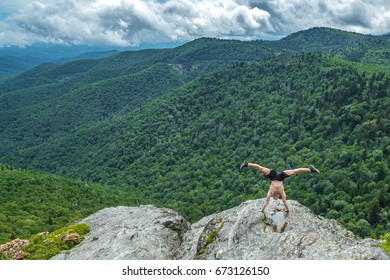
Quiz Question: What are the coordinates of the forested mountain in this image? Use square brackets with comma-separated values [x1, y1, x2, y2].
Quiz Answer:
[0, 28, 389, 243]
[0, 165, 128, 244]
[266, 27, 390, 65]
[0, 38, 277, 159]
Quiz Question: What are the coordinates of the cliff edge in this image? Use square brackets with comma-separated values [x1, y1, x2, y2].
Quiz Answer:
[51, 199, 388, 260]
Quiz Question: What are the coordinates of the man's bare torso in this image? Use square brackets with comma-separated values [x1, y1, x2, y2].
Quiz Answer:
[269, 180, 285, 199]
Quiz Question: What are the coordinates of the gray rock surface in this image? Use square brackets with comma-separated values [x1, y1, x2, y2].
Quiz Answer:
[51, 205, 190, 260]
[52, 200, 388, 260]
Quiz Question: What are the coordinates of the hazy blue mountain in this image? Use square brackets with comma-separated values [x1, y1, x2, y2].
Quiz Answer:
[0, 44, 127, 77]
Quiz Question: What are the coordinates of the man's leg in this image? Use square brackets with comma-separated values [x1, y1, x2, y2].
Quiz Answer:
[284, 165, 320, 176]
[247, 163, 271, 175]
[283, 168, 310, 176]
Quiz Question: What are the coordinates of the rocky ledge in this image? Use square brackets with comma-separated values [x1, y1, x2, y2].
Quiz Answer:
[51, 199, 388, 260]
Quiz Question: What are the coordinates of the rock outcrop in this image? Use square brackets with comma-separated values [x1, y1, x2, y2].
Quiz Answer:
[52, 205, 189, 260]
[51, 199, 388, 260]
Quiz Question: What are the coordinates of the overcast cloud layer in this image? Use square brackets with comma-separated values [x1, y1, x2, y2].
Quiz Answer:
[0, 0, 389, 47]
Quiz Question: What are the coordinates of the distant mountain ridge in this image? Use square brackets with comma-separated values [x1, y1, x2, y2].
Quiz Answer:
[53, 50, 120, 64]
[2, 26, 389, 78]
[0, 44, 126, 78]
[0, 55, 43, 78]
[0, 50, 120, 78]
[277, 27, 371, 48]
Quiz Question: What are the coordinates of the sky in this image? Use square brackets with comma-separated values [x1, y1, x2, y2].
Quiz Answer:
[0, 0, 389, 48]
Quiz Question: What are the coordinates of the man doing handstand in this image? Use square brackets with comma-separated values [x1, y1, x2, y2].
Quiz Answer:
[240, 161, 320, 212]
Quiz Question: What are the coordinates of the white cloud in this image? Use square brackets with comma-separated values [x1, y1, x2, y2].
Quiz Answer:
[246, 0, 390, 35]
[0, 0, 389, 47]
[0, 0, 273, 46]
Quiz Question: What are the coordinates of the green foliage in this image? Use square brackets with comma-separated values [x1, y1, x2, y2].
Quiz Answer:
[0, 223, 90, 260]
[354, 219, 372, 238]
[24, 223, 89, 260]
[379, 233, 390, 256]
[206, 219, 224, 245]
[196, 217, 224, 258]
[0, 165, 127, 244]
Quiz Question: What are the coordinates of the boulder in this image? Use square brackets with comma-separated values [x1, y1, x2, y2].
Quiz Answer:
[181, 199, 388, 260]
[52, 200, 388, 260]
[52, 205, 190, 260]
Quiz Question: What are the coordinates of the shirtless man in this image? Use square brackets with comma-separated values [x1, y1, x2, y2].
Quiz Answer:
[240, 161, 320, 212]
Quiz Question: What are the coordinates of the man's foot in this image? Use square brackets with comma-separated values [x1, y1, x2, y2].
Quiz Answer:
[309, 165, 320, 174]
[240, 161, 248, 170]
